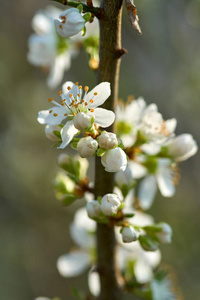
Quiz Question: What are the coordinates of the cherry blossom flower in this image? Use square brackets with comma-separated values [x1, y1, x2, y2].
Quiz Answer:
[101, 147, 127, 172]
[27, 6, 74, 89]
[38, 81, 115, 149]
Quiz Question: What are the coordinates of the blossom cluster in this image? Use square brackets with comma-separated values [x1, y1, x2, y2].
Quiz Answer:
[28, 6, 99, 88]
[38, 81, 127, 173]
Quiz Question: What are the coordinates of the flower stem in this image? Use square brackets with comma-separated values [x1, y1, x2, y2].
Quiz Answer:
[94, 1, 125, 299]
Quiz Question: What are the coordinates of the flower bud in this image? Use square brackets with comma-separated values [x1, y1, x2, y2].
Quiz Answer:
[73, 112, 93, 131]
[100, 193, 121, 216]
[98, 131, 118, 149]
[167, 134, 198, 162]
[155, 223, 172, 244]
[77, 136, 98, 158]
[45, 125, 61, 141]
[54, 8, 85, 38]
[101, 147, 127, 172]
[121, 226, 138, 243]
[86, 201, 101, 219]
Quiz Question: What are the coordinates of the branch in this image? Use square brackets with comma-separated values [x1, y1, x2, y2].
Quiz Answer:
[51, 0, 99, 14]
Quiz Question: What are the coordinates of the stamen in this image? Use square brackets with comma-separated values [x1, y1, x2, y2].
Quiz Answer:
[69, 94, 73, 98]
[59, 25, 63, 29]
[90, 109, 94, 112]
[62, 20, 65, 24]
[61, 16, 66, 20]
[84, 86, 89, 92]
[48, 98, 53, 103]
[67, 86, 71, 90]
[90, 99, 94, 103]
[53, 113, 58, 117]
[94, 92, 98, 96]
[73, 113, 76, 116]
[79, 85, 82, 90]
[85, 102, 88, 106]
[49, 110, 53, 113]
[58, 91, 62, 96]
[81, 100, 84, 103]
[75, 82, 79, 86]
[64, 113, 68, 116]
[77, 93, 80, 97]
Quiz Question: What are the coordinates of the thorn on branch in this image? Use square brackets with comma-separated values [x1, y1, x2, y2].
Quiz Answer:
[115, 48, 128, 58]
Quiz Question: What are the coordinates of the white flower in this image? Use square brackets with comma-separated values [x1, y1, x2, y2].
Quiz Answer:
[167, 133, 198, 162]
[45, 124, 61, 141]
[27, 6, 73, 89]
[116, 97, 147, 147]
[140, 111, 177, 145]
[155, 223, 172, 244]
[77, 136, 98, 158]
[121, 226, 138, 243]
[38, 81, 115, 149]
[138, 158, 176, 210]
[101, 147, 127, 172]
[57, 207, 96, 278]
[54, 8, 85, 38]
[100, 193, 121, 216]
[86, 200, 101, 218]
[98, 131, 118, 149]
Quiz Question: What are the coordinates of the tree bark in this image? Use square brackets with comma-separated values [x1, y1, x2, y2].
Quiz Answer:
[94, 1, 124, 299]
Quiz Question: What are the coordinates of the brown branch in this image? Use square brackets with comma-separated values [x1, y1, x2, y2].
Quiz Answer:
[94, 1, 125, 299]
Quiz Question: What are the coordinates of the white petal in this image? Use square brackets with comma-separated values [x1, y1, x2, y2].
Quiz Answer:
[134, 259, 153, 283]
[88, 269, 101, 296]
[47, 53, 71, 89]
[62, 81, 79, 104]
[141, 143, 161, 155]
[37, 107, 67, 125]
[57, 251, 90, 277]
[85, 82, 111, 108]
[91, 108, 115, 127]
[165, 118, 177, 134]
[70, 222, 95, 248]
[138, 175, 157, 210]
[128, 160, 148, 179]
[58, 120, 78, 149]
[156, 169, 175, 197]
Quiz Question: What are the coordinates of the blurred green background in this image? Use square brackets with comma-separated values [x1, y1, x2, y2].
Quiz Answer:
[0, 0, 200, 299]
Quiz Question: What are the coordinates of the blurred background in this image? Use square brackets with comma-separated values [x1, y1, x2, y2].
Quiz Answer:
[0, 0, 200, 299]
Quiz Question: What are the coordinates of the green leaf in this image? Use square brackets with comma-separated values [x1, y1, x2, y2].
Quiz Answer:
[81, 26, 86, 36]
[139, 235, 159, 251]
[83, 12, 92, 22]
[53, 130, 61, 139]
[77, 4, 83, 13]
[97, 148, 106, 157]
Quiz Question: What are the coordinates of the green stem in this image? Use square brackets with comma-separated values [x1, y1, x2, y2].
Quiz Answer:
[50, 0, 99, 14]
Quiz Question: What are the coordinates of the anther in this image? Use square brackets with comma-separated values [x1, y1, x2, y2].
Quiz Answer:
[85, 102, 88, 106]
[90, 99, 94, 103]
[77, 93, 80, 97]
[49, 110, 53, 113]
[64, 113, 68, 116]
[90, 109, 94, 112]
[58, 91, 62, 95]
[94, 92, 98, 96]
[79, 85, 82, 90]
[69, 94, 73, 98]
[75, 82, 79, 86]
[59, 25, 63, 29]
[48, 98, 53, 102]
[53, 113, 58, 117]
[60, 16, 66, 20]
[67, 86, 71, 90]
[84, 86, 89, 92]
[62, 20, 65, 24]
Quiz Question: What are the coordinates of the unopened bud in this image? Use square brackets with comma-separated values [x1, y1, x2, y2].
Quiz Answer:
[101, 193, 121, 216]
[45, 125, 61, 141]
[121, 226, 138, 243]
[77, 136, 98, 158]
[155, 223, 172, 244]
[98, 131, 118, 149]
[101, 147, 127, 172]
[86, 201, 101, 219]
[73, 112, 93, 131]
